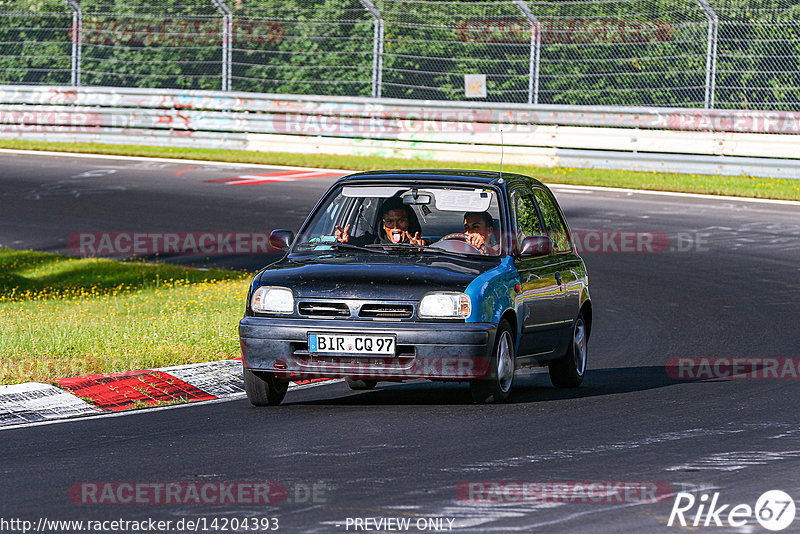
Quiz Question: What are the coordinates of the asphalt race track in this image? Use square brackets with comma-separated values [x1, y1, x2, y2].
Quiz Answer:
[1, 150, 800, 533]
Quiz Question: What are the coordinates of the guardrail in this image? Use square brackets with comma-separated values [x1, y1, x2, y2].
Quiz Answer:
[1, 85, 799, 179]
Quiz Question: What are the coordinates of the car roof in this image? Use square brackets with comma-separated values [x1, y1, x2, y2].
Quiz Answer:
[336, 169, 546, 190]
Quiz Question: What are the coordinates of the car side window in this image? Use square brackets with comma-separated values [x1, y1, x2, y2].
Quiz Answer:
[308, 194, 348, 237]
[533, 188, 572, 253]
[350, 197, 380, 237]
[511, 190, 543, 244]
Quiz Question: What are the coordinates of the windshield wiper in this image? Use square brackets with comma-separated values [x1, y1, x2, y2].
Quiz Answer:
[421, 246, 481, 258]
[365, 243, 485, 258]
[364, 243, 432, 255]
[365, 243, 425, 250]
[366, 243, 475, 257]
[364, 242, 490, 258]
[296, 241, 389, 255]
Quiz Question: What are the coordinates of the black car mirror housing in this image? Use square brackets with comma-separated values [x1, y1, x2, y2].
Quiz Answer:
[269, 229, 295, 251]
[519, 235, 553, 256]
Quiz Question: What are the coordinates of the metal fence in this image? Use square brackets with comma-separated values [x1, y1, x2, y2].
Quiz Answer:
[1, 0, 799, 110]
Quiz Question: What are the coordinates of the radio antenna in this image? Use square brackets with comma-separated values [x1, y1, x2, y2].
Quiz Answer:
[499, 128, 504, 180]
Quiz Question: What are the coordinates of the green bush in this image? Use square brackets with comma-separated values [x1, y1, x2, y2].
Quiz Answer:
[0, 0, 798, 110]
[0, 0, 72, 85]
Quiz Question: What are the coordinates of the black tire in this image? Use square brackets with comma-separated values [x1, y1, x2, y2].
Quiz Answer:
[549, 313, 588, 388]
[345, 377, 378, 390]
[244, 368, 289, 406]
[470, 319, 515, 404]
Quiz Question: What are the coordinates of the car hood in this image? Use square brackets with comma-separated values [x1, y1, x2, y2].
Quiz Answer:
[255, 253, 499, 300]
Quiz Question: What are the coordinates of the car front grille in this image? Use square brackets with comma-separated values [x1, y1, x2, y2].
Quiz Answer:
[298, 301, 350, 317]
[358, 304, 414, 319]
[295, 300, 416, 319]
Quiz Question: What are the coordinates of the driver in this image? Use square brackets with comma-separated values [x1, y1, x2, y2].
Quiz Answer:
[464, 211, 500, 255]
[335, 196, 425, 246]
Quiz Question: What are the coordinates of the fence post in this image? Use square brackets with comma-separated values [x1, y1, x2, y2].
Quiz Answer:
[513, 0, 541, 105]
[66, 0, 81, 86]
[696, 0, 718, 109]
[358, 0, 383, 98]
[212, 0, 232, 91]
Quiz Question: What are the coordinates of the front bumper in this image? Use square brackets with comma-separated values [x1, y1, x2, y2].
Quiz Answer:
[239, 316, 496, 381]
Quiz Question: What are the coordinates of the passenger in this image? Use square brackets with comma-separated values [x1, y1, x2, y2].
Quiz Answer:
[335, 196, 425, 246]
[464, 211, 500, 255]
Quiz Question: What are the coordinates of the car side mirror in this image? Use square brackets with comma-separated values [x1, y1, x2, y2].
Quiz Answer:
[519, 235, 553, 256]
[269, 229, 294, 251]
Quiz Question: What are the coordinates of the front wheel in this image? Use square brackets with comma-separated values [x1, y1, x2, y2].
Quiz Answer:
[470, 319, 515, 404]
[244, 368, 290, 406]
[549, 313, 588, 388]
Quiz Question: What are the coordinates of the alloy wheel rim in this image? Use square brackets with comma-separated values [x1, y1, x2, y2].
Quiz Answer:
[497, 331, 514, 393]
[573, 318, 587, 376]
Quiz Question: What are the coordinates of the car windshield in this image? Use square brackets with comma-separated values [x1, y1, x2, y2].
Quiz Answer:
[294, 184, 503, 257]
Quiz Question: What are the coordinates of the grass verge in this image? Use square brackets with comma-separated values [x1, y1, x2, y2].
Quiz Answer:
[0, 247, 249, 385]
[1, 138, 799, 201]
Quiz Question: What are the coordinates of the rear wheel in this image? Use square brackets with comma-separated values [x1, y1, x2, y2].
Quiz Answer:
[244, 369, 289, 406]
[549, 313, 588, 388]
[470, 319, 515, 404]
[345, 378, 378, 390]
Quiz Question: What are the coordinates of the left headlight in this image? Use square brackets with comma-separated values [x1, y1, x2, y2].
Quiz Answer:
[251, 286, 294, 314]
[419, 292, 471, 319]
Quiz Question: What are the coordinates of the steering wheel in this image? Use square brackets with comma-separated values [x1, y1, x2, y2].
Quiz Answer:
[432, 233, 482, 254]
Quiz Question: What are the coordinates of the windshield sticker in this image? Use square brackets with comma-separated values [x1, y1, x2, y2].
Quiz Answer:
[434, 189, 491, 212]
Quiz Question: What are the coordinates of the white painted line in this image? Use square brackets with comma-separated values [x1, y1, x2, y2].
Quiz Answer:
[547, 182, 800, 206]
[0, 382, 101, 426]
[0, 148, 352, 174]
[235, 176, 298, 182]
[552, 188, 593, 195]
[2, 147, 796, 205]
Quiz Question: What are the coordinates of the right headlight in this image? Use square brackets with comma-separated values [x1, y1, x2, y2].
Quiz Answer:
[419, 292, 471, 319]
[251, 286, 294, 314]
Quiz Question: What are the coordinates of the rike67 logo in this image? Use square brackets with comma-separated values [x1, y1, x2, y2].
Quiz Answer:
[668, 490, 796, 531]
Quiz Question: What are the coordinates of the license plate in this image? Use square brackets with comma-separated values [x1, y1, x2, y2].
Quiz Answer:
[308, 333, 395, 355]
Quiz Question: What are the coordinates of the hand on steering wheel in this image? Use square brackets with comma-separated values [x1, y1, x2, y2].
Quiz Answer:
[434, 233, 483, 254]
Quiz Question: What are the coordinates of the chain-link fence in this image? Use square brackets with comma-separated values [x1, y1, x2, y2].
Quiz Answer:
[80, 0, 223, 89]
[0, 0, 73, 85]
[1, 0, 799, 109]
[715, 0, 800, 109]
[231, 0, 374, 95]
